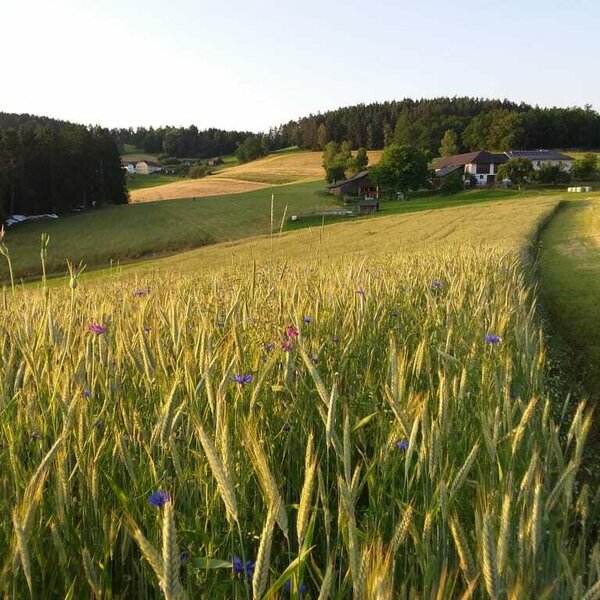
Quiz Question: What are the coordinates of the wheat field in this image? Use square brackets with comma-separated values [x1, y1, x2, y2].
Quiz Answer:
[130, 177, 271, 203]
[0, 198, 598, 598]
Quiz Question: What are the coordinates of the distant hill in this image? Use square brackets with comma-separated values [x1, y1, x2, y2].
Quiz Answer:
[272, 97, 600, 155]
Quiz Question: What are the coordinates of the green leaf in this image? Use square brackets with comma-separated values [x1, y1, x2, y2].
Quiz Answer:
[103, 471, 129, 506]
[188, 557, 232, 570]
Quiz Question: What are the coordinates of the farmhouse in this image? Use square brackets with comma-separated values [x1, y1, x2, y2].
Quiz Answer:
[505, 150, 574, 171]
[329, 170, 379, 198]
[122, 162, 135, 175]
[206, 157, 224, 166]
[135, 160, 163, 175]
[433, 151, 508, 186]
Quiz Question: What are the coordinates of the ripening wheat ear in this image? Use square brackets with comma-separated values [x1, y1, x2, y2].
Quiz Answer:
[162, 500, 186, 600]
[481, 513, 500, 600]
[297, 431, 318, 548]
[253, 499, 279, 600]
[243, 421, 289, 539]
[123, 514, 163, 584]
[361, 539, 395, 600]
[194, 417, 238, 525]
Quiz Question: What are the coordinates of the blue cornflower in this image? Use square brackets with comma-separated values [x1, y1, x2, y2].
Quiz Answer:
[232, 374, 253, 385]
[83, 389, 92, 398]
[134, 288, 149, 298]
[396, 439, 409, 451]
[232, 556, 255, 580]
[356, 289, 365, 296]
[485, 334, 502, 344]
[264, 342, 276, 352]
[431, 280, 444, 289]
[217, 322, 225, 329]
[148, 490, 170, 508]
[303, 316, 312, 324]
[510, 391, 519, 399]
[180, 549, 190, 565]
[283, 579, 308, 594]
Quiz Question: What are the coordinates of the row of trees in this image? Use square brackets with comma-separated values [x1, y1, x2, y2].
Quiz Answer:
[0, 115, 127, 219]
[269, 98, 600, 155]
[113, 125, 255, 158]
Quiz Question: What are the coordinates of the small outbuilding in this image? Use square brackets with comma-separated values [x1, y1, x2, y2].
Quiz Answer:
[328, 170, 378, 198]
[357, 199, 379, 215]
[206, 157, 224, 166]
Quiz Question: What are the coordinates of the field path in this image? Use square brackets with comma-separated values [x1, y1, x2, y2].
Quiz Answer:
[538, 198, 600, 386]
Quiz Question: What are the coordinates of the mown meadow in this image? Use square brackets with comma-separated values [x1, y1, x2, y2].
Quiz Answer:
[1, 198, 599, 598]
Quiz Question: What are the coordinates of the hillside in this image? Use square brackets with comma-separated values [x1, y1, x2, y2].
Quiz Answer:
[1, 185, 568, 282]
[98, 193, 561, 279]
[129, 150, 383, 202]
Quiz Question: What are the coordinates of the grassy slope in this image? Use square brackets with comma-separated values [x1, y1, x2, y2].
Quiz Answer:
[82, 194, 561, 283]
[538, 196, 600, 387]
[3, 185, 574, 283]
[1, 180, 335, 280]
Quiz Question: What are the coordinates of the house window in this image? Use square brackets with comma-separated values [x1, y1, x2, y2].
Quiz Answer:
[476, 163, 491, 174]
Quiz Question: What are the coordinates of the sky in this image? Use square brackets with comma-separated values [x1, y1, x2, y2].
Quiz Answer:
[1, 0, 599, 132]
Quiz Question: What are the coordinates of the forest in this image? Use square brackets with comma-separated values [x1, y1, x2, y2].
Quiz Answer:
[270, 97, 600, 154]
[0, 113, 127, 219]
[111, 98, 600, 160]
[113, 125, 254, 158]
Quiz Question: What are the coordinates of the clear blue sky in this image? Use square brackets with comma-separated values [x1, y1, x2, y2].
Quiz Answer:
[1, 0, 598, 132]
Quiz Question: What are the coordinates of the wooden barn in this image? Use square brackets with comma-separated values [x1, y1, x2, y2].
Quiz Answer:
[328, 170, 379, 199]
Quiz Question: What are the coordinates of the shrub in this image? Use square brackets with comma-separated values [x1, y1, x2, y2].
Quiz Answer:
[440, 171, 464, 195]
[573, 153, 598, 180]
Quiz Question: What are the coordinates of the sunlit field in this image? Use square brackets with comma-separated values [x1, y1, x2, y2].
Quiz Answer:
[0, 197, 598, 598]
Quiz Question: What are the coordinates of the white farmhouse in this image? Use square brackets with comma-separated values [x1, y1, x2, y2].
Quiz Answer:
[504, 150, 574, 172]
[433, 151, 508, 186]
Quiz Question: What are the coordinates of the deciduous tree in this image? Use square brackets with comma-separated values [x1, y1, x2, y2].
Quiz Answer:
[439, 129, 459, 156]
[370, 144, 429, 196]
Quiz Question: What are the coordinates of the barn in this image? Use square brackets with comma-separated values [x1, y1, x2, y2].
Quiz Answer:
[328, 171, 378, 198]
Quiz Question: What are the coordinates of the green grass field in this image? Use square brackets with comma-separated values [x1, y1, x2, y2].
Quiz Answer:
[0, 181, 335, 281]
[1, 196, 597, 598]
[538, 197, 600, 388]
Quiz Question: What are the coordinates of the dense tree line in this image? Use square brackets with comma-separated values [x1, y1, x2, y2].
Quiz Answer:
[269, 98, 600, 155]
[113, 125, 255, 158]
[109, 97, 600, 165]
[0, 113, 127, 220]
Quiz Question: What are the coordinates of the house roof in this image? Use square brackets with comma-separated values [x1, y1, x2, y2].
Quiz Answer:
[505, 150, 574, 161]
[434, 151, 508, 170]
[136, 160, 162, 167]
[328, 170, 370, 188]
[434, 164, 463, 177]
